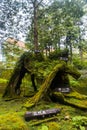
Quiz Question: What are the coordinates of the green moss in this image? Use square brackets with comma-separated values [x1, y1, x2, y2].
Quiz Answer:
[28, 116, 59, 126]
[70, 79, 80, 88]
[66, 65, 81, 79]
[64, 90, 87, 100]
[0, 112, 29, 130]
[59, 120, 77, 130]
[0, 78, 8, 95]
[52, 91, 87, 110]
[24, 61, 82, 109]
[64, 98, 87, 110]
[47, 122, 60, 130]
[0, 78, 8, 83]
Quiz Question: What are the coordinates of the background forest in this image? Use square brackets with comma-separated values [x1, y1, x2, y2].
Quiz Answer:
[1, 0, 87, 130]
[1, 0, 87, 68]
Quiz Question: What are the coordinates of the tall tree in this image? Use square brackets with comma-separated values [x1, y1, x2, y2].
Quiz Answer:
[62, 0, 86, 62]
[30, 0, 44, 51]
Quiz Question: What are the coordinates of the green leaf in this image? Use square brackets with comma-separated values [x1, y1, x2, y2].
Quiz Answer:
[79, 125, 85, 130]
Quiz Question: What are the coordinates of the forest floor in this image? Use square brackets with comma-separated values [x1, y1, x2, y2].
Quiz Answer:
[0, 71, 87, 130]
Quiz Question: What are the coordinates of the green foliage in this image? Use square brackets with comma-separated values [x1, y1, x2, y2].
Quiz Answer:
[3, 41, 25, 61]
[73, 59, 82, 69]
[34, 52, 45, 62]
[70, 80, 80, 88]
[72, 116, 87, 129]
[0, 68, 12, 79]
[79, 126, 85, 130]
[59, 121, 76, 130]
[73, 55, 87, 69]
[48, 50, 61, 60]
[48, 49, 69, 60]
[26, 0, 86, 53]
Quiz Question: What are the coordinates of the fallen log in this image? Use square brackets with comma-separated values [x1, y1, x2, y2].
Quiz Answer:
[24, 108, 61, 121]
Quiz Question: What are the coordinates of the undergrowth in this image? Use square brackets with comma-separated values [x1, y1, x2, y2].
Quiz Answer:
[0, 62, 87, 130]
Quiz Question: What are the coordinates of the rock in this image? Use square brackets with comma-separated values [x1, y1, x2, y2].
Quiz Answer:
[64, 115, 70, 120]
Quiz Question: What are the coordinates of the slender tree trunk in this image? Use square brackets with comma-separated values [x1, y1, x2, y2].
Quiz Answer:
[33, 0, 38, 51]
[58, 39, 61, 50]
[78, 27, 83, 63]
[69, 43, 72, 64]
[79, 47, 83, 63]
[46, 49, 47, 56]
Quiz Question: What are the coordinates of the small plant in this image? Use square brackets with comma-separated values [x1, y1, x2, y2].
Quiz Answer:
[72, 116, 87, 130]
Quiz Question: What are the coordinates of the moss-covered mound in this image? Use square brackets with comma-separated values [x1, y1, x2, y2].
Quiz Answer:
[0, 112, 28, 130]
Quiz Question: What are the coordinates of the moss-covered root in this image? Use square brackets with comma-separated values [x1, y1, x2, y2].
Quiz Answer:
[64, 89, 87, 100]
[29, 117, 59, 126]
[24, 62, 66, 108]
[53, 92, 87, 110]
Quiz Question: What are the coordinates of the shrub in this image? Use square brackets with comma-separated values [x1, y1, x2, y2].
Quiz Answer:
[49, 48, 69, 61]
[73, 56, 87, 70]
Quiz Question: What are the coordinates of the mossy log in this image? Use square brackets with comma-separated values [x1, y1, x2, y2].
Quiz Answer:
[24, 63, 81, 108]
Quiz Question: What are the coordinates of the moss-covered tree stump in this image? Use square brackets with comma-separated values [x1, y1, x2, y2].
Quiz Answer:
[24, 62, 82, 109]
[3, 51, 44, 98]
[3, 51, 87, 110]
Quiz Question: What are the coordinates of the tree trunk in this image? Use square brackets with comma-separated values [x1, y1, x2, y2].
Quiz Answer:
[3, 51, 44, 98]
[33, 0, 38, 51]
[79, 47, 83, 63]
[3, 52, 28, 98]
[69, 42, 73, 64]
